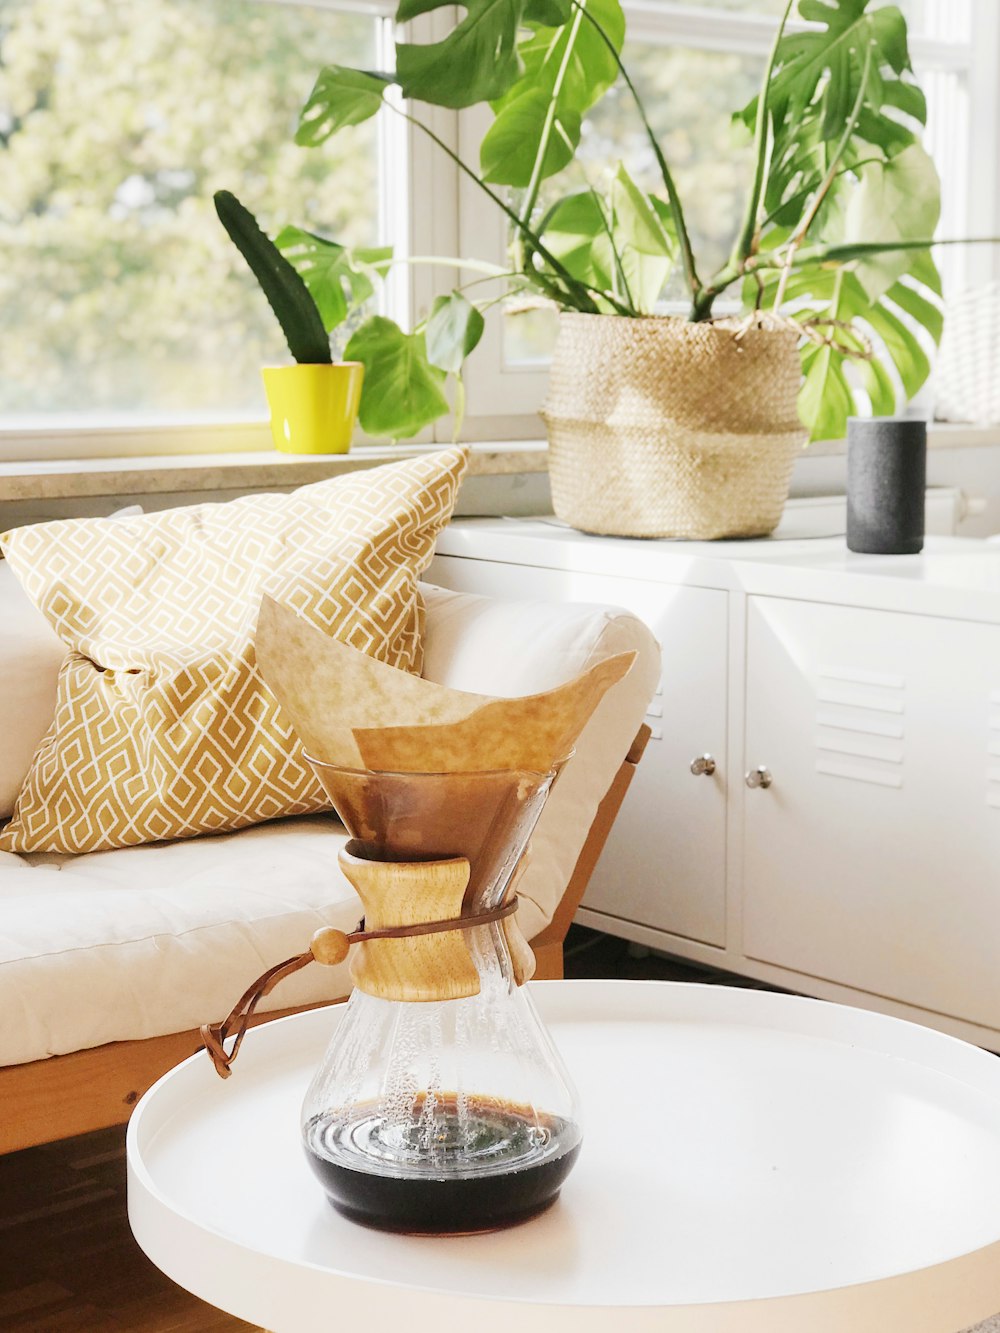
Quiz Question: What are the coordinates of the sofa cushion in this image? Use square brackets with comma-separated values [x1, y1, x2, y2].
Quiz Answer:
[0, 448, 468, 855]
[0, 816, 358, 1065]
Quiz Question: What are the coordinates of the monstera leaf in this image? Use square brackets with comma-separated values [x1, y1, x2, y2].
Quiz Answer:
[296, 67, 390, 145]
[276, 227, 392, 331]
[752, 253, 943, 442]
[738, 1, 926, 223]
[840, 142, 940, 302]
[395, 0, 533, 109]
[480, 0, 625, 189]
[345, 316, 449, 439]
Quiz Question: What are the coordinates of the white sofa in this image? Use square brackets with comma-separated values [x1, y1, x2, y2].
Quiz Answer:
[0, 557, 659, 1148]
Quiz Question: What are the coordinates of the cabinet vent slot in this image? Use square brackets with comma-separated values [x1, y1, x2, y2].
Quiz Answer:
[815, 758, 904, 788]
[816, 668, 905, 788]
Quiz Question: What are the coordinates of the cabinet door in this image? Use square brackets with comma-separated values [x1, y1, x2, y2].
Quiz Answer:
[744, 597, 1000, 1028]
[429, 556, 729, 946]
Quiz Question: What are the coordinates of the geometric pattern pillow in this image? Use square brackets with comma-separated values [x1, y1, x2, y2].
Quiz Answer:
[0, 447, 468, 854]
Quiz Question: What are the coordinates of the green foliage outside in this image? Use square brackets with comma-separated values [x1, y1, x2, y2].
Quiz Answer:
[0, 0, 377, 417]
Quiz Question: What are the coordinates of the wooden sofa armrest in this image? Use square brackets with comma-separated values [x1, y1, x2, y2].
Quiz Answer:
[531, 723, 652, 980]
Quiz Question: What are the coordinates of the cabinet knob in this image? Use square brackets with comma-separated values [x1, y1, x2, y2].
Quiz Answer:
[690, 754, 717, 777]
[745, 766, 773, 790]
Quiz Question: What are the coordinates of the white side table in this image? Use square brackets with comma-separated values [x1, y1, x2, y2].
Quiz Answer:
[127, 980, 1000, 1332]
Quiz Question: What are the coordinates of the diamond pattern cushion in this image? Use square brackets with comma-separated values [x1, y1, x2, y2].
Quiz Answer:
[0, 447, 468, 855]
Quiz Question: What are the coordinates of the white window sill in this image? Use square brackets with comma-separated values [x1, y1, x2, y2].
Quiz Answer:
[0, 441, 548, 504]
[0, 427, 998, 505]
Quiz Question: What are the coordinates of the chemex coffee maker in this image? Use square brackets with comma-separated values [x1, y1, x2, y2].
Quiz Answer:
[203, 596, 634, 1235]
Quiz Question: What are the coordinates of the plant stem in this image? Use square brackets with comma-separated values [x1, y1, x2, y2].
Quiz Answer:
[570, 0, 702, 307]
[728, 0, 795, 272]
[519, 1, 588, 230]
[387, 102, 603, 314]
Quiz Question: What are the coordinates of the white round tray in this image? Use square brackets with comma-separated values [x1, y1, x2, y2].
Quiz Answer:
[127, 980, 1000, 1332]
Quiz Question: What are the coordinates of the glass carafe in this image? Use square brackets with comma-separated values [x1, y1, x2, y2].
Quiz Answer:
[299, 762, 583, 1234]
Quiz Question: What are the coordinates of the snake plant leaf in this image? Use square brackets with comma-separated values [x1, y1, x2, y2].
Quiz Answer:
[841, 143, 940, 303]
[296, 67, 390, 146]
[394, 0, 531, 109]
[480, 0, 625, 189]
[214, 191, 331, 365]
[275, 227, 392, 332]
[610, 164, 676, 314]
[345, 316, 449, 439]
[538, 190, 615, 293]
[426, 292, 486, 374]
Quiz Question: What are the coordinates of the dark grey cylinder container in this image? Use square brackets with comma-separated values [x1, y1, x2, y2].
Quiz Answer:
[846, 417, 927, 555]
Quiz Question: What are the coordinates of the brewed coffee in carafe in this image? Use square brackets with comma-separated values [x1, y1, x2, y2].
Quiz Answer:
[299, 763, 582, 1233]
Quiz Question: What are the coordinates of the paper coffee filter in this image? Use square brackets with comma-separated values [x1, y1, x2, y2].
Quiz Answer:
[255, 594, 636, 773]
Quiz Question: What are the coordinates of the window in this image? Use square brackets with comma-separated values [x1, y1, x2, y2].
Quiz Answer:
[0, 0, 402, 435]
[1, 0, 997, 451]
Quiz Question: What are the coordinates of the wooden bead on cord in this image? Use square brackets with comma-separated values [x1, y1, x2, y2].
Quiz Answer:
[310, 927, 352, 967]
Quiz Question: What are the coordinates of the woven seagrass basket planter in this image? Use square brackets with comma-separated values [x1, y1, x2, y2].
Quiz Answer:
[541, 313, 808, 539]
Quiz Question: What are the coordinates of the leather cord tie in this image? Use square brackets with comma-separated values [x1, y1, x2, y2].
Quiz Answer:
[200, 896, 521, 1078]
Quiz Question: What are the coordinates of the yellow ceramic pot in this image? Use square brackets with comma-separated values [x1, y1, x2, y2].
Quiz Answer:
[261, 362, 364, 454]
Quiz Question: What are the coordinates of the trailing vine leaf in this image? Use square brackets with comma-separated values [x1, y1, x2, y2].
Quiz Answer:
[480, 0, 624, 189]
[214, 191, 331, 365]
[610, 164, 676, 314]
[395, 0, 532, 109]
[276, 227, 392, 332]
[426, 292, 486, 373]
[345, 316, 449, 439]
[538, 190, 615, 293]
[296, 67, 390, 146]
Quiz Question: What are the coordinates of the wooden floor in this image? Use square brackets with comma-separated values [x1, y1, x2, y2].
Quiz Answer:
[3, 928, 995, 1332]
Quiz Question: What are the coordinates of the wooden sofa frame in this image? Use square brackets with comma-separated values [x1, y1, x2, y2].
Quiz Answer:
[1, 726, 650, 1155]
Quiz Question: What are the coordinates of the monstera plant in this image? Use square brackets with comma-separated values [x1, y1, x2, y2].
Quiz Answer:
[250, 0, 987, 535]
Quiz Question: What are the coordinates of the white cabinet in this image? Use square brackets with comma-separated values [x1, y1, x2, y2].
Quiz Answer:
[429, 556, 729, 946]
[743, 598, 1000, 1028]
[432, 520, 1000, 1047]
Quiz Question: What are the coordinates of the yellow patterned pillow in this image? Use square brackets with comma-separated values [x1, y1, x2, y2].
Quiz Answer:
[0, 447, 468, 854]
